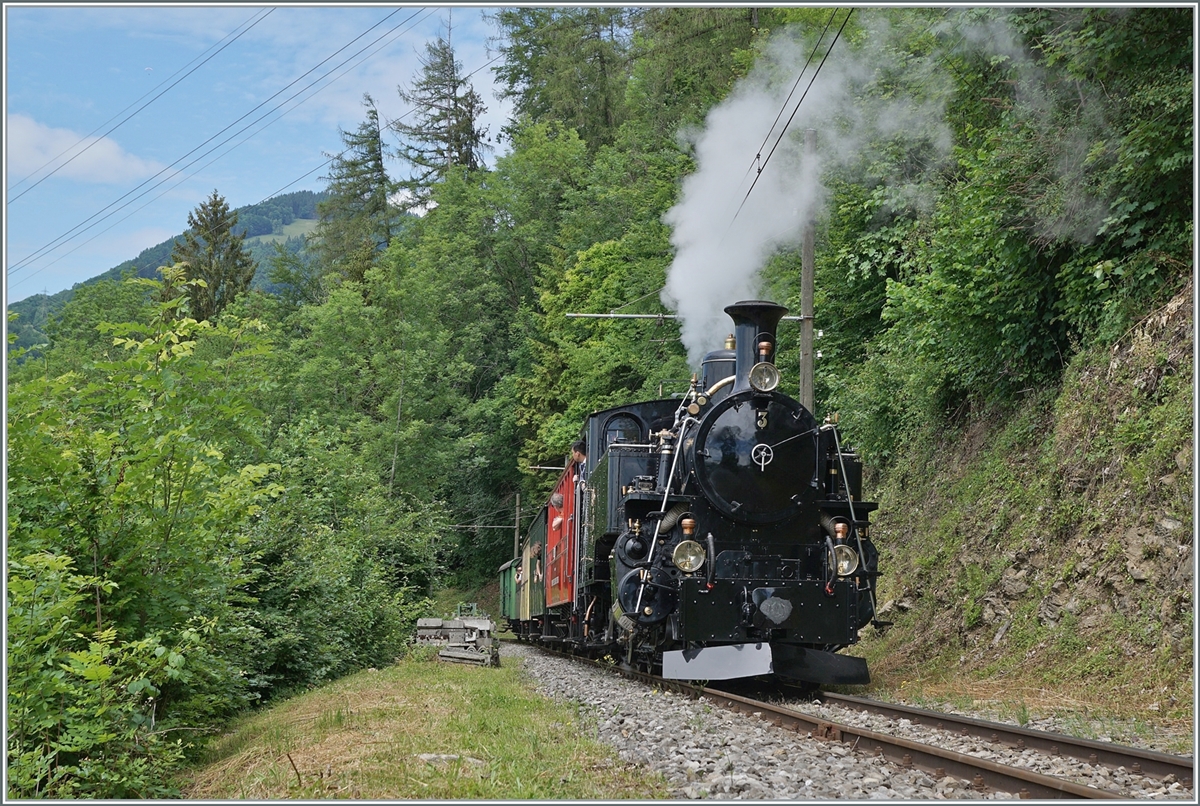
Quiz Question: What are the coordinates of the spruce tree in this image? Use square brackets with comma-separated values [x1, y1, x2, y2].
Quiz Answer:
[392, 34, 489, 208]
[170, 190, 255, 322]
[313, 94, 398, 282]
[489, 8, 632, 150]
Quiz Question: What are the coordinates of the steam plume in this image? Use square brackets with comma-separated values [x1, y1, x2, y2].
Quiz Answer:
[661, 9, 1114, 366]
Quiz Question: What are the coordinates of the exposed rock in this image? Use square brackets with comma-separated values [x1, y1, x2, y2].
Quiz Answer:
[981, 596, 1009, 624]
[1037, 597, 1063, 625]
[999, 568, 1029, 597]
[1124, 528, 1169, 582]
[990, 619, 1011, 647]
[1174, 449, 1190, 472]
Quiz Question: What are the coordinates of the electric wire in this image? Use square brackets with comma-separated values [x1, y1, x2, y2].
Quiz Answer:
[744, 8, 839, 182]
[8, 7, 410, 278]
[10, 9, 437, 289]
[729, 8, 855, 230]
[7, 7, 276, 203]
[12, 8, 604, 289]
[13, 9, 766, 292]
[7, 7, 419, 281]
[219, 10, 592, 203]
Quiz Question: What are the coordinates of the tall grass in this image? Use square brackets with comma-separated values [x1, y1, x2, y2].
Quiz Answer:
[180, 651, 667, 799]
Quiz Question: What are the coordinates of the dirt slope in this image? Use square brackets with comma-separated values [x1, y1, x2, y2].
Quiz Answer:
[853, 281, 1193, 739]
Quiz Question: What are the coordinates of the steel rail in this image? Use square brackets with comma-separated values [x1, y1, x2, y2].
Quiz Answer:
[819, 692, 1194, 789]
[525, 645, 1135, 799]
[696, 685, 1125, 800]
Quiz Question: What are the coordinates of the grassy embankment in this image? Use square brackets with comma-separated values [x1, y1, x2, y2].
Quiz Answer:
[848, 284, 1193, 752]
[429, 582, 504, 627]
[180, 648, 668, 799]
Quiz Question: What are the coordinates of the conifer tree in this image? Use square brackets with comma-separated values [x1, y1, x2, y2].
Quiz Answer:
[313, 94, 398, 281]
[392, 33, 490, 208]
[489, 8, 632, 149]
[170, 190, 255, 322]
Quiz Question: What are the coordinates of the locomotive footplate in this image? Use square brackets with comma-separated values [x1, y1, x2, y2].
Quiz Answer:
[662, 642, 868, 685]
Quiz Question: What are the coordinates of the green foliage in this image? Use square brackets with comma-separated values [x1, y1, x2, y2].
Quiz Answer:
[312, 95, 400, 284]
[171, 190, 257, 322]
[519, 227, 690, 474]
[242, 383, 444, 693]
[625, 7, 761, 139]
[6, 553, 187, 798]
[239, 190, 323, 231]
[7, 9, 1193, 795]
[15, 272, 151, 373]
[7, 275, 286, 795]
[814, 7, 1191, 463]
[489, 8, 632, 150]
[6, 190, 325, 364]
[267, 238, 325, 308]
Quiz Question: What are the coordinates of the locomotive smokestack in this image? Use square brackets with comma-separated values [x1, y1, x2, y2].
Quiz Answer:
[724, 300, 788, 393]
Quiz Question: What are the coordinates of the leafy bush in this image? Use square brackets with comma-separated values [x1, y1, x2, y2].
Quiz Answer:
[6, 553, 187, 798]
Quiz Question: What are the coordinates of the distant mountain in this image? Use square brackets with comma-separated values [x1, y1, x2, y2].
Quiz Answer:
[6, 190, 327, 355]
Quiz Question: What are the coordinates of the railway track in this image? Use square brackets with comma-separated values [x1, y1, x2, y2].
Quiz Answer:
[813, 692, 1193, 789]
[525, 643, 1192, 799]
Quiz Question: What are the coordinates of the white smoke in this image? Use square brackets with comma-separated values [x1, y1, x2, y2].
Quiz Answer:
[661, 9, 1125, 366]
[658, 12, 959, 365]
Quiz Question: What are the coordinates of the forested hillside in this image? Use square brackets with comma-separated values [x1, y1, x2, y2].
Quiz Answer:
[6, 7, 1192, 798]
[5, 190, 325, 354]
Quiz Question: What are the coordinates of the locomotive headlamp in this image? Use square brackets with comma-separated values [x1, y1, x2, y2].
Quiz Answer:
[748, 361, 781, 392]
[828, 543, 859, 577]
[672, 540, 707, 573]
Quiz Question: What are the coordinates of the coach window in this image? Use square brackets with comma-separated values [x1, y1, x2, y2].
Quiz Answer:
[603, 414, 642, 455]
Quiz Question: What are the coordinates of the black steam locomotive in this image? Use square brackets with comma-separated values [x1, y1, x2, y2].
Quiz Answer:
[498, 300, 880, 685]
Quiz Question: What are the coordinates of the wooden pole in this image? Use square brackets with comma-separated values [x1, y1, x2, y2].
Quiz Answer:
[513, 493, 521, 557]
[800, 128, 816, 413]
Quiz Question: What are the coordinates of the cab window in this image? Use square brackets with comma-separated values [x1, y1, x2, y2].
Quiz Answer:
[603, 414, 642, 455]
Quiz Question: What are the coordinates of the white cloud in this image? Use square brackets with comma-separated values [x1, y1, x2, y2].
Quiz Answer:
[7, 113, 165, 185]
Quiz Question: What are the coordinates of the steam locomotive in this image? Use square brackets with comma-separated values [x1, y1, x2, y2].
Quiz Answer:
[498, 300, 881, 685]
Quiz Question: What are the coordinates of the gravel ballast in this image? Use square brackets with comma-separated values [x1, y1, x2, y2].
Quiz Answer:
[505, 642, 1192, 799]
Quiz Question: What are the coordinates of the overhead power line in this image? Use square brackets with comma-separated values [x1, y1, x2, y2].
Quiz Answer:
[8, 7, 410, 277]
[8, 7, 429, 285]
[7, 7, 276, 203]
[730, 8, 855, 229]
[7, 9, 439, 291]
[10, 9, 780, 293]
[12, 8, 563, 291]
[261, 10, 740, 217]
[745, 7, 840, 182]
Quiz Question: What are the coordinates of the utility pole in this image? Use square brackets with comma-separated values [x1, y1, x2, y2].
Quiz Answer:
[800, 128, 816, 413]
[513, 493, 521, 557]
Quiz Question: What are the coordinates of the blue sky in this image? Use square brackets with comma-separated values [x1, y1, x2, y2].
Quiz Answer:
[4, 3, 512, 303]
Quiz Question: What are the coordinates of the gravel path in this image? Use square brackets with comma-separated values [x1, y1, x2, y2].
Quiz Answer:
[505, 642, 1192, 800]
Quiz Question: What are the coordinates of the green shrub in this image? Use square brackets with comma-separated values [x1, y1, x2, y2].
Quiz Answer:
[6, 553, 187, 798]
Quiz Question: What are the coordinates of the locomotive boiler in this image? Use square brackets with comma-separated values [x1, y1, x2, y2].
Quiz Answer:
[499, 300, 881, 685]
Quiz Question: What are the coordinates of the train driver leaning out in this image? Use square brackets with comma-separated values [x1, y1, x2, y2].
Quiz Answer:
[571, 439, 587, 481]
